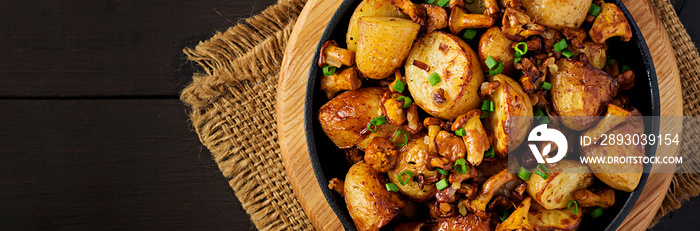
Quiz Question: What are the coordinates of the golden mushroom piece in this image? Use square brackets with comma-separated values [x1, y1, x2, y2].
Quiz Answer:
[448, 7, 496, 34]
[318, 40, 355, 68]
[589, 2, 632, 44]
[320, 67, 362, 99]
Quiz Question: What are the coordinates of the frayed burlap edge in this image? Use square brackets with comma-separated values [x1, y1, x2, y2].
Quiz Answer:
[179, 0, 313, 230]
[179, 0, 700, 230]
[648, 0, 700, 229]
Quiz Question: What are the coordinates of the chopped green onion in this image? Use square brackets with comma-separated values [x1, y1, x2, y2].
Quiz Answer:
[454, 158, 467, 174]
[554, 39, 568, 52]
[607, 58, 616, 65]
[539, 116, 551, 124]
[425, 0, 436, 4]
[591, 207, 604, 218]
[489, 101, 495, 112]
[488, 61, 504, 76]
[480, 111, 490, 119]
[562, 49, 574, 58]
[436, 178, 450, 191]
[393, 79, 406, 93]
[514, 56, 522, 64]
[485, 56, 497, 70]
[386, 183, 399, 192]
[392, 130, 409, 147]
[589, 4, 601, 16]
[323, 65, 336, 76]
[367, 116, 387, 132]
[535, 164, 548, 179]
[437, 168, 450, 175]
[436, 0, 449, 7]
[514, 42, 528, 57]
[567, 200, 579, 215]
[484, 146, 495, 158]
[499, 210, 511, 222]
[621, 65, 631, 72]
[541, 82, 552, 90]
[428, 73, 441, 86]
[398, 171, 413, 186]
[462, 29, 477, 40]
[397, 96, 412, 109]
[481, 100, 492, 111]
[455, 128, 466, 137]
[517, 166, 532, 181]
[534, 108, 545, 117]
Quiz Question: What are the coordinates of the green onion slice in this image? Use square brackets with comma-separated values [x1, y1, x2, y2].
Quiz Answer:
[454, 158, 467, 174]
[392, 130, 409, 147]
[517, 166, 532, 181]
[567, 200, 579, 215]
[607, 58, 616, 65]
[514, 56, 522, 64]
[455, 128, 466, 137]
[367, 116, 386, 132]
[425, 0, 436, 4]
[514, 42, 528, 57]
[437, 168, 449, 175]
[322, 65, 336, 76]
[541, 82, 552, 90]
[562, 49, 574, 58]
[591, 207, 604, 218]
[485, 56, 497, 70]
[621, 65, 631, 72]
[554, 39, 568, 52]
[428, 73, 441, 86]
[489, 101, 495, 112]
[462, 29, 477, 40]
[488, 60, 504, 76]
[481, 100, 491, 111]
[398, 171, 413, 186]
[589, 4, 601, 16]
[386, 183, 399, 192]
[397, 96, 412, 109]
[436, 0, 449, 7]
[436, 178, 450, 191]
[499, 210, 511, 222]
[535, 164, 549, 179]
[484, 146, 495, 158]
[534, 108, 545, 117]
[393, 79, 406, 93]
[480, 111, 490, 119]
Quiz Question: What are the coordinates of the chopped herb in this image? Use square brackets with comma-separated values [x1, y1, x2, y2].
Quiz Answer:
[514, 56, 522, 64]
[499, 210, 511, 222]
[488, 60, 504, 76]
[567, 200, 579, 215]
[436, 178, 450, 191]
[428, 73, 441, 86]
[607, 58, 616, 65]
[436, 0, 449, 7]
[397, 96, 412, 109]
[541, 82, 552, 90]
[455, 128, 466, 137]
[398, 171, 413, 186]
[485, 56, 497, 70]
[454, 158, 468, 174]
[535, 164, 549, 179]
[589, 4, 601, 16]
[562, 49, 574, 58]
[392, 130, 409, 147]
[621, 65, 631, 72]
[484, 146, 495, 158]
[480, 111, 490, 119]
[386, 183, 399, 192]
[367, 116, 386, 132]
[518, 166, 532, 181]
[437, 168, 450, 176]
[554, 39, 568, 52]
[323, 65, 336, 76]
[393, 79, 406, 93]
[462, 29, 477, 40]
[591, 207, 604, 218]
[514, 42, 528, 57]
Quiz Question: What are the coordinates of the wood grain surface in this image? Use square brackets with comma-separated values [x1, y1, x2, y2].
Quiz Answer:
[277, 0, 683, 230]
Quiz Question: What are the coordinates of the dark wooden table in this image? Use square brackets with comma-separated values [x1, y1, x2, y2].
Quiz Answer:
[0, 0, 697, 230]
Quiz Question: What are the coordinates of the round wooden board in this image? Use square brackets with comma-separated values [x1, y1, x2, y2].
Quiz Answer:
[277, 0, 683, 230]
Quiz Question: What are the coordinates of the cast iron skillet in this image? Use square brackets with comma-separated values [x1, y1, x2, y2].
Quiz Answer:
[305, 1, 660, 230]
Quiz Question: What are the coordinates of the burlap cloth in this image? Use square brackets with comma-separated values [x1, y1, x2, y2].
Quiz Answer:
[179, 0, 700, 230]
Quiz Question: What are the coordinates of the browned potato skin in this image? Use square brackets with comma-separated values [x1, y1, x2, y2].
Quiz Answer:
[405, 31, 485, 119]
[484, 74, 533, 156]
[528, 200, 583, 231]
[479, 27, 516, 76]
[345, 162, 407, 231]
[346, 0, 408, 51]
[521, 0, 592, 30]
[436, 214, 492, 231]
[388, 134, 440, 201]
[580, 109, 644, 192]
[357, 17, 421, 79]
[526, 160, 594, 210]
[551, 58, 619, 131]
[319, 87, 399, 149]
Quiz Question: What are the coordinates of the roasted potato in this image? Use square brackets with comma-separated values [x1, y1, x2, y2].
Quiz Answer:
[357, 17, 421, 79]
[483, 74, 534, 156]
[387, 134, 440, 201]
[318, 87, 400, 149]
[346, 0, 409, 51]
[436, 214, 492, 231]
[550, 58, 619, 131]
[521, 0, 592, 30]
[345, 162, 406, 231]
[526, 160, 594, 210]
[580, 106, 644, 192]
[528, 199, 583, 231]
[405, 31, 485, 119]
[574, 41, 608, 70]
[479, 27, 516, 76]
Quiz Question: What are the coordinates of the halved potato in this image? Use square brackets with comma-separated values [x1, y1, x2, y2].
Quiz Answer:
[405, 31, 485, 119]
[346, 0, 408, 51]
[528, 200, 583, 231]
[526, 160, 594, 210]
[345, 162, 406, 231]
[387, 134, 439, 201]
[318, 87, 400, 149]
[484, 74, 533, 156]
[521, 0, 592, 30]
[357, 17, 421, 79]
[479, 27, 516, 76]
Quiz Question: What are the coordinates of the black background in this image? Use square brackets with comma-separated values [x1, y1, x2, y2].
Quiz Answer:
[0, 0, 697, 230]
